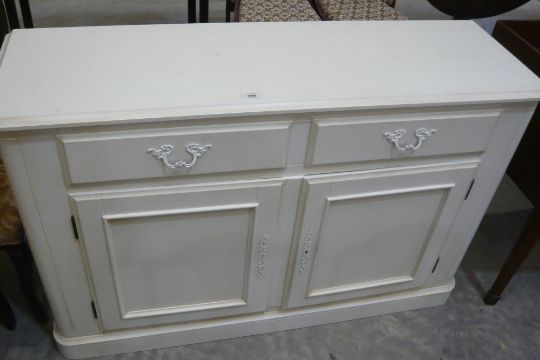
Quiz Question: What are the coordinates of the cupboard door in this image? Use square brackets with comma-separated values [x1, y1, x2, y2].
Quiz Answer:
[286, 165, 476, 308]
[72, 180, 282, 330]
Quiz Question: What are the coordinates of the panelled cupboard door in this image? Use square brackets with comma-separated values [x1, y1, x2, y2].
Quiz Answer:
[286, 164, 476, 308]
[71, 180, 282, 330]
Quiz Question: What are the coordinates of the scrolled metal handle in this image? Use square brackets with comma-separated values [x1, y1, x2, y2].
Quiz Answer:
[147, 143, 212, 169]
[383, 128, 436, 152]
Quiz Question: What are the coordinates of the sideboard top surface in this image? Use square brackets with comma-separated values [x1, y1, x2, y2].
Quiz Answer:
[0, 21, 539, 131]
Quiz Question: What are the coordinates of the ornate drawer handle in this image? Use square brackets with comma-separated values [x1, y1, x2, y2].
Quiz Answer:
[147, 143, 212, 169]
[383, 128, 436, 152]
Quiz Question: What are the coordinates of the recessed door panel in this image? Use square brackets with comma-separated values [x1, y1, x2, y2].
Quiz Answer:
[309, 188, 447, 295]
[287, 165, 476, 308]
[105, 208, 252, 317]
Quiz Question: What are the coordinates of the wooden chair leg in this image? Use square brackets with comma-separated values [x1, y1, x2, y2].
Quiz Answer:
[3, 0, 20, 29]
[200, 0, 209, 22]
[234, 0, 241, 22]
[226, 0, 233, 22]
[188, 0, 196, 23]
[6, 240, 47, 323]
[18, 0, 34, 28]
[0, 291, 16, 330]
[484, 206, 540, 305]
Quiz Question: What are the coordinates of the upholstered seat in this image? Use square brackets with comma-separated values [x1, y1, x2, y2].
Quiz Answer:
[236, 0, 321, 22]
[316, 0, 407, 21]
[0, 160, 21, 247]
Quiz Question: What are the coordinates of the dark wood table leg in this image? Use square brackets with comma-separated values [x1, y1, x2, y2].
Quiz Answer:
[1, 1, 10, 40]
[188, 0, 196, 23]
[6, 239, 48, 324]
[18, 0, 33, 28]
[3, 0, 20, 29]
[200, 0, 209, 23]
[427, 0, 530, 19]
[0, 291, 16, 330]
[484, 206, 540, 305]
[226, 0, 232, 22]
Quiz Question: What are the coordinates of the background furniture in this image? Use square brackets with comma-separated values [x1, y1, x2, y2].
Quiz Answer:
[315, 0, 406, 21]
[498, 21, 540, 202]
[2, 0, 33, 28]
[484, 20, 540, 305]
[427, 0, 530, 19]
[235, 0, 321, 22]
[0, 291, 15, 329]
[0, 159, 47, 329]
[199, 0, 207, 22]
[0, 235, 48, 328]
[1, 1, 10, 41]
[0, 21, 539, 358]
[226, 0, 235, 21]
[2, 0, 205, 25]
[235, 0, 405, 22]
[188, 0, 196, 22]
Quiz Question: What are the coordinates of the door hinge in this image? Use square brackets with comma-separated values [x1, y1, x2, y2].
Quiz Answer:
[70, 215, 79, 240]
[432, 257, 440, 273]
[464, 179, 475, 200]
[91, 301, 98, 319]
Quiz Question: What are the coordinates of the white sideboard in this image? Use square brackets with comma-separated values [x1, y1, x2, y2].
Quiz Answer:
[0, 21, 539, 358]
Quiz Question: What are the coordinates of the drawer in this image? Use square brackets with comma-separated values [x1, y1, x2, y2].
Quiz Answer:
[306, 110, 501, 166]
[58, 121, 291, 184]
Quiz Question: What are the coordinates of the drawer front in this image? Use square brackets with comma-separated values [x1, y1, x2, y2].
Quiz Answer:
[306, 110, 501, 166]
[59, 121, 291, 184]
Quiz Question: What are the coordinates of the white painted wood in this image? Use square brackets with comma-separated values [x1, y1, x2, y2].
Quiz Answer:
[307, 109, 500, 165]
[286, 163, 476, 308]
[0, 22, 539, 130]
[59, 121, 291, 184]
[0, 138, 76, 336]
[17, 134, 101, 335]
[266, 177, 303, 308]
[0, 21, 538, 359]
[54, 280, 454, 359]
[72, 181, 282, 330]
[427, 103, 539, 287]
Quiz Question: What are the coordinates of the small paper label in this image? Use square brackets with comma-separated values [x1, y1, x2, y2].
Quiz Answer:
[243, 92, 262, 100]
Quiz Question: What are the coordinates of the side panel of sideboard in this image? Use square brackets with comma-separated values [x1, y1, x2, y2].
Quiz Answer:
[0, 138, 78, 336]
[2, 133, 101, 336]
[427, 102, 537, 287]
